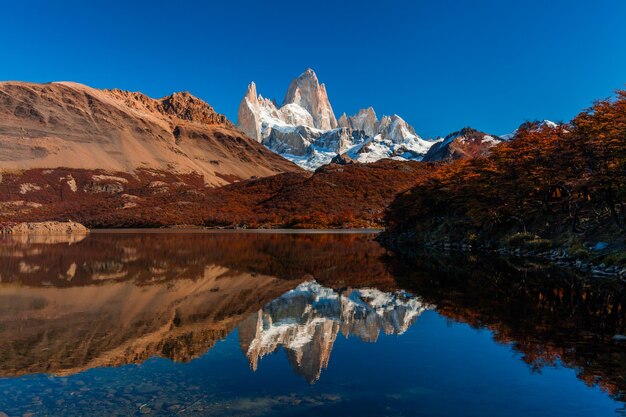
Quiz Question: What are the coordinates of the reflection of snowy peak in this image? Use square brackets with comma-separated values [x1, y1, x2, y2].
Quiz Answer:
[237, 69, 436, 170]
[238, 281, 430, 383]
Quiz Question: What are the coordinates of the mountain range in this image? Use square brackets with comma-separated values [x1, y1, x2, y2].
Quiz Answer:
[237, 69, 505, 169]
[0, 72, 561, 229]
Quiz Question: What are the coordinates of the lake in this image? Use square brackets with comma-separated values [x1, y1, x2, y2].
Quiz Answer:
[0, 231, 624, 416]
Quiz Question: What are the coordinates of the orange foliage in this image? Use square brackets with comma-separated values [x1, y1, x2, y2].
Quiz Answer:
[386, 91, 626, 245]
[0, 160, 432, 229]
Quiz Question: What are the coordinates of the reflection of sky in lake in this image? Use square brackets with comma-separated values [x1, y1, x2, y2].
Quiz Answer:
[0, 232, 623, 416]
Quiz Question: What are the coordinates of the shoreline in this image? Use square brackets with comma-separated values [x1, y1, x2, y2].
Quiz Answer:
[378, 233, 626, 280]
[89, 227, 384, 235]
[5, 222, 623, 279]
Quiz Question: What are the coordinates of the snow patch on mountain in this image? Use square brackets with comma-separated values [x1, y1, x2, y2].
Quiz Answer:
[500, 120, 559, 140]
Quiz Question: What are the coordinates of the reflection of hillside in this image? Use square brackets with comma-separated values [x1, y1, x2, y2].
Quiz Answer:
[0, 231, 399, 378]
[390, 252, 626, 401]
[238, 281, 430, 383]
[0, 232, 395, 289]
[2, 230, 623, 401]
[0, 270, 299, 377]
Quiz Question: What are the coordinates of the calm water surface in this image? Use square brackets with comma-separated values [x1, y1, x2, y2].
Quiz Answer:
[0, 231, 624, 416]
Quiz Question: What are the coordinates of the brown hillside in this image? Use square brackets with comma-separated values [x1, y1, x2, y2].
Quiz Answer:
[0, 160, 432, 228]
[0, 81, 300, 187]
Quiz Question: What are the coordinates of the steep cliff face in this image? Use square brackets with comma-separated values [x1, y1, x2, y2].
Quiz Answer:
[0, 81, 300, 187]
[338, 107, 378, 137]
[237, 69, 436, 170]
[283, 68, 338, 130]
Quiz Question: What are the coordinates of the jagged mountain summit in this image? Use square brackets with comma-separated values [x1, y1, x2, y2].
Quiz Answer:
[237, 69, 434, 170]
[284, 68, 337, 130]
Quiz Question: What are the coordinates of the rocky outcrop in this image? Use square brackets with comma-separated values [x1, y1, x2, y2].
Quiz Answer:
[423, 127, 501, 162]
[380, 115, 418, 143]
[0, 221, 89, 235]
[329, 153, 354, 165]
[316, 128, 367, 154]
[262, 125, 320, 155]
[338, 107, 379, 137]
[105, 89, 233, 127]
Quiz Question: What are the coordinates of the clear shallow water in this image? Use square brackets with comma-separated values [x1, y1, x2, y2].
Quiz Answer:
[0, 231, 624, 416]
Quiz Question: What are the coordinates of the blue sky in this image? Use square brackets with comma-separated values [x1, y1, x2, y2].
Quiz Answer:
[1, 0, 624, 138]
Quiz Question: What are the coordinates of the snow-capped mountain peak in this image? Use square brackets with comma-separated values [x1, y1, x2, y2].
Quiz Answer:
[283, 68, 337, 130]
[500, 119, 559, 140]
[237, 69, 437, 170]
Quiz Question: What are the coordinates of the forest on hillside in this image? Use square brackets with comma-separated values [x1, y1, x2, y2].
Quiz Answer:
[0, 161, 431, 229]
[385, 91, 626, 254]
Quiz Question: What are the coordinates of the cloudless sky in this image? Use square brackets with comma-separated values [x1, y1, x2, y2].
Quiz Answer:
[1, 0, 624, 138]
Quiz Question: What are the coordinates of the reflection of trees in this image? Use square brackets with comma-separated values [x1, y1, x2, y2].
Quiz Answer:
[390, 251, 626, 401]
[2, 231, 623, 400]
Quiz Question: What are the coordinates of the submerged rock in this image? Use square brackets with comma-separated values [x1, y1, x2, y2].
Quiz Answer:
[594, 242, 609, 251]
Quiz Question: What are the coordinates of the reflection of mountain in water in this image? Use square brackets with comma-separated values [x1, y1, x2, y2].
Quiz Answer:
[239, 281, 430, 383]
[0, 231, 624, 403]
[0, 268, 299, 377]
[0, 232, 399, 378]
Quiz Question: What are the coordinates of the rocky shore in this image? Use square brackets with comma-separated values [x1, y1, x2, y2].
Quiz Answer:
[0, 221, 89, 235]
[492, 246, 626, 279]
[380, 232, 626, 279]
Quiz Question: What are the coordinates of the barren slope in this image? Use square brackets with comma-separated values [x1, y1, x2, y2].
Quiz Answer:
[0, 81, 299, 186]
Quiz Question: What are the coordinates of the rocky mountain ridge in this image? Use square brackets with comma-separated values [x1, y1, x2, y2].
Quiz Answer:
[423, 127, 501, 162]
[104, 88, 234, 127]
[0, 81, 299, 187]
[237, 69, 435, 169]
